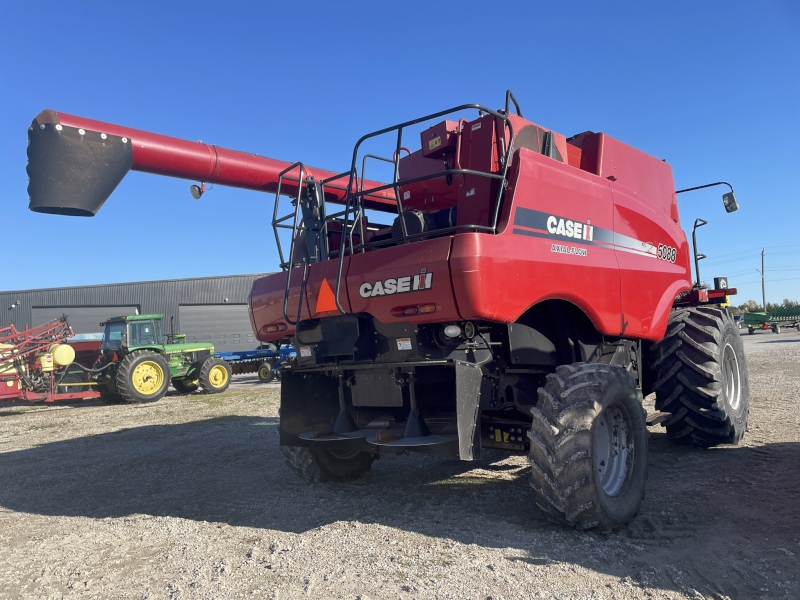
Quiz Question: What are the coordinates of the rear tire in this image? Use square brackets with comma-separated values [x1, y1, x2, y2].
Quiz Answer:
[647, 307, 749, 446]
[280, 445, 375, 482]
[116, 350, 170, 404]
[59, 369, 87, 394]
[528, 363, 648, 531]
[199, 358, 232, 394]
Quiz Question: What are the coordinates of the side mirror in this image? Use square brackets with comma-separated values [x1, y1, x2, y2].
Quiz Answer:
[190, 184, 204, 199]
[722, 191, 738, 213]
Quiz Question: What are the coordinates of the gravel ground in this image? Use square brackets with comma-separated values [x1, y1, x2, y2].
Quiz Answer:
[0, 330, 798, 599]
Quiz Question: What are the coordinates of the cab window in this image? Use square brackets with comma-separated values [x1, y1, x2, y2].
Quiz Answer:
[101, 322, 125, 350]
[129, 321, 159, 346]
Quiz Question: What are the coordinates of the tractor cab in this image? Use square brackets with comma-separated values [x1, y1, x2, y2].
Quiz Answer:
[101, 314, 164, 352]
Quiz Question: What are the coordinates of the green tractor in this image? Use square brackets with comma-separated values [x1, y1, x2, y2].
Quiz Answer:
[94, 313, 232, 403]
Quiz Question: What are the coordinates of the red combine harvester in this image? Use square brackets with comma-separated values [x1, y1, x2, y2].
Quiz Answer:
[26, 91, 747, 530]
[0, 318, 102, 402]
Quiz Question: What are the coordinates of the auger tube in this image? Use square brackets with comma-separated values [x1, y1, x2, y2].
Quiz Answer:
[27, 109, 397, 217]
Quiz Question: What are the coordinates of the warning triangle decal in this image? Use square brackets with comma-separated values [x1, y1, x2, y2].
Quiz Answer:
[316, 279, 338, 313]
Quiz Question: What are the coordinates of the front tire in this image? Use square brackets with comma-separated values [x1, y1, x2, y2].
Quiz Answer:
[648, 307, 749, 446]
[528, 363, 648, 531]
[199, 358, 232, 394]
[115, 350, 170, 404]
[280, 445, 376, 482]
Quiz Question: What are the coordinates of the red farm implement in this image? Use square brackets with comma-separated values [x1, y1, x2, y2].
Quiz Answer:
[0, 318, 101, 402]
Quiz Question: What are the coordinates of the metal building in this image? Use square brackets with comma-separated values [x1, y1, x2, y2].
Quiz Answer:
[0, 274, 270, 351]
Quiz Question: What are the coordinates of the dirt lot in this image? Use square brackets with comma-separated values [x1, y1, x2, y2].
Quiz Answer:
[0, 331, 798, 600]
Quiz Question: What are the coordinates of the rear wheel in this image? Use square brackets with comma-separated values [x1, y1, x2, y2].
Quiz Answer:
[528, 363, 648, 531]
[199, 358, 231, 394]
[280, 445, 376, 482]
[59, 369, 87, 394]
[172, 378, 199, 394]
[115, 350, 170, 404]
[257, 361, 274, 383]
[647, 307, 749, 446]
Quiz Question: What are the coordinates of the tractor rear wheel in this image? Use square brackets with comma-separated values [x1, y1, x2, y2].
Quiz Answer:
[115, 350, 170, 404]
[257, 361, 274, 383]
[172, 378, 199, 394]
[199, 358, 232, 394]
[528, 363, 648, 531]
[647, 307, 749, 446]
[280, 445, 376, 482]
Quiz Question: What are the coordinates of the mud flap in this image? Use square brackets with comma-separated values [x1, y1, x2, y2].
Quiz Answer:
[455, 361, 483, 461]
[279, 371, 339, 446]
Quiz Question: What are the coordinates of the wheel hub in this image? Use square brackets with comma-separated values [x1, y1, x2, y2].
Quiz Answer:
[132, 361, 164, 395]
[209, 365, 228, 388]
[722, 342, 742, 411]
[593, 403, 633, 497]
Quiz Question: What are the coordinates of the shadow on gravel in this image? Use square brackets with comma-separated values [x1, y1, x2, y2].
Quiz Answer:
[1, 417, 798, 598]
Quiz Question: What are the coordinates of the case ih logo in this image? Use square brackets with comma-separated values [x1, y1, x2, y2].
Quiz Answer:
[359, 270, 433, 298]
[546, 215, 594, 241]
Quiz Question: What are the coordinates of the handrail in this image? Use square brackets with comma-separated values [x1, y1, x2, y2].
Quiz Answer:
[272, 91, 521, 328]
[331, 95, 518, 318]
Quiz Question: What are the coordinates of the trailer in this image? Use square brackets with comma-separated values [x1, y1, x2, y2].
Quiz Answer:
[744, 307, 800, 334]
[216, 345, 296, 382]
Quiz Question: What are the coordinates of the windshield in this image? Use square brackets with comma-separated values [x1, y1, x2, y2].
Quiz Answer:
[129, 320, 161, 346]
[101, 322, 125, 350]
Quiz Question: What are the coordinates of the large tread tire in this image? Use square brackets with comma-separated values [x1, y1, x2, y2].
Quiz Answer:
[199, 358, 232, 394]
[115, 350, 170, 404]
[528, 363, 648, 531]
[279, 445, 375, 482]
[172, 378, 199, 394]
[59, 369, 88, 395]
[93, 356, 124, 404]
[647, 307, 749, 446]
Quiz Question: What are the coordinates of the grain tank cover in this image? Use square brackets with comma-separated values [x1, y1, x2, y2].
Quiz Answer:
[27, 110, 133, 217]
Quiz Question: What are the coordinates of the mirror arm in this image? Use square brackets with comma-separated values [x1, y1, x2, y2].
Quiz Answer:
[676, 181, 734, 195]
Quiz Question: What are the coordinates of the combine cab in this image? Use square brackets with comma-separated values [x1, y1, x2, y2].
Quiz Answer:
[26, 91, 748, 530]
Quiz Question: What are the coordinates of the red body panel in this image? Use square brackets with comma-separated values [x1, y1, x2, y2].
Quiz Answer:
[251, 134, 692, 343]
[347, 237, 461, 323]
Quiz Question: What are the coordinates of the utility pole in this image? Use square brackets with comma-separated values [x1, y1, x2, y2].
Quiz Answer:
[761, 248, 766, 312]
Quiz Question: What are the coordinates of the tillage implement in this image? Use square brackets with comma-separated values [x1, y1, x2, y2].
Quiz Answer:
[26, 91, 748, 530]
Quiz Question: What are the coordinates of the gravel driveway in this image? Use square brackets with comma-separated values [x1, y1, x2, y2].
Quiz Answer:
[0, 330, 798, 599]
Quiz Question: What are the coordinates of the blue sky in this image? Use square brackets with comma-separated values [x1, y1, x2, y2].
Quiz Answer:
[1, 1, 798, 306]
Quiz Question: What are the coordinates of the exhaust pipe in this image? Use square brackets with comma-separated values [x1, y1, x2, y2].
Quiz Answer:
[27, 110, 396, 217]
